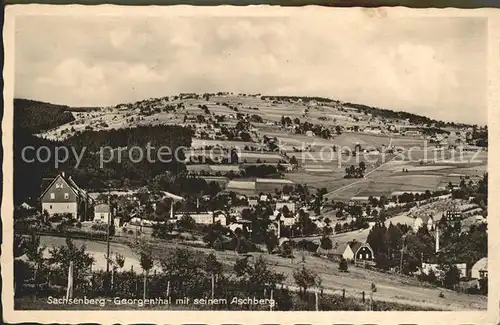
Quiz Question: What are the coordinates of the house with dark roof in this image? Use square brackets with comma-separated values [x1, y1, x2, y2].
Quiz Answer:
[40, 172, 92, 220]
[317, 240, 374, 262]
[348, 241, 375, 262]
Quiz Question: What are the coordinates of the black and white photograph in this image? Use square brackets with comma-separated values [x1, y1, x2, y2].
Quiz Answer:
[2, 5, 497, 322]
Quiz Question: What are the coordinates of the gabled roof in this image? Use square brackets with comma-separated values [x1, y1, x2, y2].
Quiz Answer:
[473, 257, 487, 271]
[40, 173, 89, 201]
[348, 241, 373, 255]
[95, 203, 111, 213]
[417, 214, 433, 224]
[161, 191, 184, 202]
[348, 241, 363, 254]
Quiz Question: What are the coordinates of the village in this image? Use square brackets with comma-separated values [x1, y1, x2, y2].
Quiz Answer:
[13, 92, 488, 311]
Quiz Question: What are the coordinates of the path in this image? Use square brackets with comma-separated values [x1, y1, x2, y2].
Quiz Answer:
[325, 149, 407, 198]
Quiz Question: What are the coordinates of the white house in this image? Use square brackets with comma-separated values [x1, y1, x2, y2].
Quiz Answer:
[413, 215, 434, 232]
[282, 215, 296, 226]
[214, 211, 227, 226]
[421, 263, 468, 279]
[186, 212, 214, 225]
[94, 203, 112, 223]
[248, 199, 259, 207]
[471, 257, 488, 279]
[276, 202, 296, 213]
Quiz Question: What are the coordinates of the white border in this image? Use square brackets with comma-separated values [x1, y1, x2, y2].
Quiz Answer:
[2, 5, 500, 324]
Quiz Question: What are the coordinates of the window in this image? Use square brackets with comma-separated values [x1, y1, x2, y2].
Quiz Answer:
[50, 193, 55, 199]
[50, 205, 53, 209]
[64, 193, 69, 199]
[56, 183, 63, 189]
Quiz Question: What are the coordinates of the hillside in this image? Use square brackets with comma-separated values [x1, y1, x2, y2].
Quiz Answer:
[14, 99, 77, 133]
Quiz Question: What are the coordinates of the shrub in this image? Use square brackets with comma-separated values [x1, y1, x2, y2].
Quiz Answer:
[91, 223, 108, 232]
[48, 214, 63, 223]
[439, 292, 445, 298]
[339, 258, 348, 272]
[75, 222, 82, 228]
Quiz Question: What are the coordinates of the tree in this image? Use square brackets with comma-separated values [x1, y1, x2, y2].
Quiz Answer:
[359, 161, 366, 172]
[115, 253, 125, 270]
[178, 214, 196, 231]
[234, 256, 285, 293]
[293, 266, 321, 294]
[48, 238, 95, 290]
[339, 258, 348, 272]
[265, 231, 279, 254]
[24, 233, 46, 293]
[334, 223, 342, 233]
[320, 235, 333, 250]
[442, 264, 461, 290]
[203, 223, 225, 248]
[281, 241, 293, 258]
[137, 241, 154, 300]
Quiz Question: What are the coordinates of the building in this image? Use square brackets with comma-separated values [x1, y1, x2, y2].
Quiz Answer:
[228, 219, 252, 233]
[214, 211, 227, 226]
[471, 257, 488, 279]
[276, 202, 296, 213]
[421, 263, 468, 279]
[281, 215, 297, 226]
[40, 172, 92, 220]
[94, 203, 112, 223]
[340, 241, 374, 262]
[413, 215, 434, 232]
[177, 212, 214, 225]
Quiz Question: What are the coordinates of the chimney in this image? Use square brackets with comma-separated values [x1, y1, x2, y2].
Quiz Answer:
[62, 171, 66, 178]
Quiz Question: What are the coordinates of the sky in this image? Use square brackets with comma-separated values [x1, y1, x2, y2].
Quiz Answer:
[14, 14, 487, 125]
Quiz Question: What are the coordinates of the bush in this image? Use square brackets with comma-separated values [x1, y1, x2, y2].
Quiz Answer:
[339, 258, 348, 272]
[91, 223, 108, 232]
[48, 214, 63, 223]
[439, 292, 445, 298]
[75, 222, 82, 228]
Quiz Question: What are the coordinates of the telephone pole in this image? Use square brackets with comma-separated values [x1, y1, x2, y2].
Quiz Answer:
[400, 235, 407, 274]
[106, 183, 111, 274]
[106, 182, 112, 294]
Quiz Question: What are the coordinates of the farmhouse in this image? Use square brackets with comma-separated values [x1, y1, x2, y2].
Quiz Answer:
[471, 257, 488, 279]
[40, 172, 92, 220]
[331, 241, 374, 262]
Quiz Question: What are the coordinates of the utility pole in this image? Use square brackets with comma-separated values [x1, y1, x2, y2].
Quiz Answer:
[106, 182, 111, 292]
[399, 235, 406, 274]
